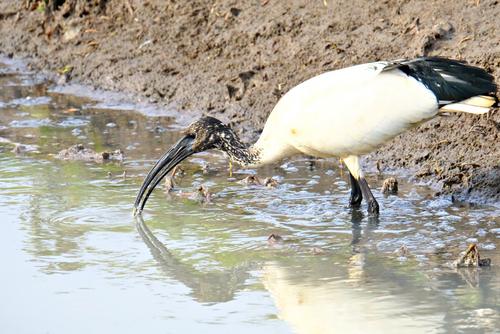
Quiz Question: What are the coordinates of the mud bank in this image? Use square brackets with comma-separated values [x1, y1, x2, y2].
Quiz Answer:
[0, 0, 498, 203]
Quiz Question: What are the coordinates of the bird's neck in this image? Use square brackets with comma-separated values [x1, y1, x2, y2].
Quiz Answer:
[223, 138, 262, 167]
[223, 130, 296, 168]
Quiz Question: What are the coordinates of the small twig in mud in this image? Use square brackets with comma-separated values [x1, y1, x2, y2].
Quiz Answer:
[124, 0, 134, 16]
[459, 162, 480, 168]
[467, 124, 487, 135]
[376, 160, 382, 173]
[432, 139, 450, 148]
[457, 36, 472, 46]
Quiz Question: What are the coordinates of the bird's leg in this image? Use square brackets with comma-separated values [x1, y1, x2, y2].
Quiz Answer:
[342, 155, 379, 216]
[348, 171, 363, 207]
[358, 177, 379, 215]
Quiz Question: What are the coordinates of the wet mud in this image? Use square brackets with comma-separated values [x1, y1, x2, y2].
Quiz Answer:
[0, 0, 498, 203]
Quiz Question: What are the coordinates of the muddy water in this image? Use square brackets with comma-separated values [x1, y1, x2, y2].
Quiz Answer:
[1, 60, 499, 334]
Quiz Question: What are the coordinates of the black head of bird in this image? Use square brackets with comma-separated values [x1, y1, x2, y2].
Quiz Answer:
[133, 116, 256, 214]
[184, 116, 254, 161]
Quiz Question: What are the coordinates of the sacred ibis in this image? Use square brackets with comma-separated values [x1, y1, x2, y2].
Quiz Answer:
[134, 57, 497, 216]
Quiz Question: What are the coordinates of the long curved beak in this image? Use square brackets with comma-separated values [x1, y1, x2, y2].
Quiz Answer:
[133, 135, 195, 215]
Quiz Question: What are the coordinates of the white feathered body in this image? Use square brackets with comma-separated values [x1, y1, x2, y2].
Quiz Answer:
[254, 62, 439, 164]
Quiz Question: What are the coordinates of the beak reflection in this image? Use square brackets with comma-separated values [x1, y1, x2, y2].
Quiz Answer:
[134, 135, 195, 215]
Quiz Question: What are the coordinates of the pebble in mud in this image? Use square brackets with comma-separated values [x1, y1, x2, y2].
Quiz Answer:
[381, 177, 398, 195]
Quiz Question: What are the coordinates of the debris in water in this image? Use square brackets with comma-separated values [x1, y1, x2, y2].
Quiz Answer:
[240, 175, 262, 185]
[177, 185, 212, 203]
[453, 243, 491, 268]
[173, 166, 185, 178]
[395, 245, 410, 257]
[201, 163, 217, 175]
[7, 141, 38, 154]
[56, 144, 124, 162]
[239, 175, 279, 187]
[195, 185, 211, 203]
[381, 177, 398, 194]
[164, 175, 175, 193]
[263, 177, 279, 188]
[310, 247, 325, 255]
[11, 143, 26, 154]
[164, 166, 184, 193]
[62, 108, 79, 114]
[268, 233, 283, 244]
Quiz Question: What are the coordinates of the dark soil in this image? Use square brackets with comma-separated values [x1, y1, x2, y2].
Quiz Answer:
[0, 0, 498, 203]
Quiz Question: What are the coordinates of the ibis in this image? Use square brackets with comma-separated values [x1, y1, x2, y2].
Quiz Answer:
[134, 57, 497, 216]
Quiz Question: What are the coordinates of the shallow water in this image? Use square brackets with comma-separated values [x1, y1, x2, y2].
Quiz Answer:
[0, 60, 499, 334]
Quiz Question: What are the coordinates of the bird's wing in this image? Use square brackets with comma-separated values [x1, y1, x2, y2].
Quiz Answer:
[259, 62, 438, 158]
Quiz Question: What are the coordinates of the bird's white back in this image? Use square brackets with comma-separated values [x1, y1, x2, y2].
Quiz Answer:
[254, 63, 438, 161]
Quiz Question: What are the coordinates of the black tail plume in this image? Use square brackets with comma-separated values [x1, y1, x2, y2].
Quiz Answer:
[392, 57, 497, 106]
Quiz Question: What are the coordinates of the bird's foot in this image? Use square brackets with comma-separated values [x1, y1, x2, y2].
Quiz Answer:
[367, 200, 379, 216]
[349, 194, 362, 208]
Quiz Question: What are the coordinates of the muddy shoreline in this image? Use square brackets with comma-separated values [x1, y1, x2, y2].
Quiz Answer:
[0, 0, 499, 204]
